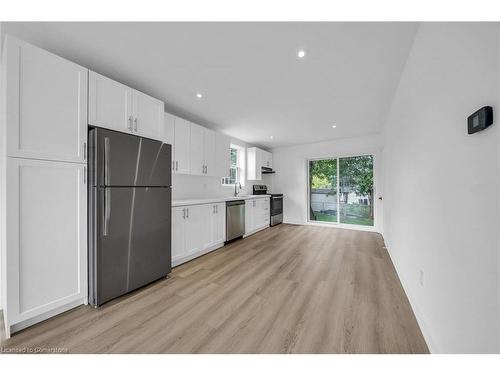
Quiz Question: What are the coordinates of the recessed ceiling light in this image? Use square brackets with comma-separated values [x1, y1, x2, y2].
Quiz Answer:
[331, 125, 337, 129]
[196, 93, 203, 99]
[297, 50, 306, 58]
[270, 135, 274, 140]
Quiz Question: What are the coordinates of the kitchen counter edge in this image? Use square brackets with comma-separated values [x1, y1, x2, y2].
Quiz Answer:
[172, 195, 271, 207]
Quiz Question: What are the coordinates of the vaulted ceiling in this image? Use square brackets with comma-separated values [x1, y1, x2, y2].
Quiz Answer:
[2, 22, 418, 148]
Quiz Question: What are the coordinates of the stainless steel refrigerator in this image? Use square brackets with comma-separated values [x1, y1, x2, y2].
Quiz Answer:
[88, 128, 172, 306]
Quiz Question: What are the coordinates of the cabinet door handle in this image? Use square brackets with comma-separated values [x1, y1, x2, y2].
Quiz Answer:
[186, 208, 189, 218]
[134, 117, 138, 132]
[213, 205, 215, 214]
[128, 116, 133, 131]
[215, 205, 218, 214]
[172, 160, 175, 170]
[182, 208, 185, 219]
[176, 161, 178, 171]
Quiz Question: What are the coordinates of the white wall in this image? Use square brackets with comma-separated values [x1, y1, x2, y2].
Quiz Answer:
[382, 22, 500, 353]
[272, 134, 383, 230]
[172, 136, 274, 200]
[0, 21, 4, 312]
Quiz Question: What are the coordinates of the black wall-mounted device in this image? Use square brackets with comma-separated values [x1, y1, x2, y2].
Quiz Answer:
[468, 106, 493, 134]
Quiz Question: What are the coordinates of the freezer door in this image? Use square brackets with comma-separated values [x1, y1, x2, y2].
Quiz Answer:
[94, 186, 171, 305]
[95, 128, 171, 187]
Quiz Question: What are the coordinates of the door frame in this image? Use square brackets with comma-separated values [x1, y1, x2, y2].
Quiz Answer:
[306, 151, 380, 233]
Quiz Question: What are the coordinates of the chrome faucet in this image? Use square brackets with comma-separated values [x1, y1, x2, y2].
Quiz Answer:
[234, 182, 242, 197]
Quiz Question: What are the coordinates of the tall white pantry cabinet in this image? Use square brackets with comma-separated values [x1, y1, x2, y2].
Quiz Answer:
[1, 36, 88, 337]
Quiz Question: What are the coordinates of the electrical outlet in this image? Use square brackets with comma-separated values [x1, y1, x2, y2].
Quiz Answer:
[419, 270, 424, 287]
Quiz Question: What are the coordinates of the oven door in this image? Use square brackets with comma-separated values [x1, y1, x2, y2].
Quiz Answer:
[270, 196, 283, 216]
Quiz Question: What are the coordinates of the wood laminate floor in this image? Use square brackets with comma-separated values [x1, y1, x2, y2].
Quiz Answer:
[0, 224, 428, 354]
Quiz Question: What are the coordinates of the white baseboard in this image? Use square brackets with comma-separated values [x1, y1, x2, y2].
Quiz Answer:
[243, 225, 269, 238]
[384, 244, 437, 353]
[172, 242, 225, 267]
[8, 298, 85, 337]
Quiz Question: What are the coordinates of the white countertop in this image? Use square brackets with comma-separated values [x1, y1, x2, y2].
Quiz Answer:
[172, 195, 271, 207]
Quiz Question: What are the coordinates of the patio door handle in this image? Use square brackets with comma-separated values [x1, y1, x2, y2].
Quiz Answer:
[378, 196, 383, 200]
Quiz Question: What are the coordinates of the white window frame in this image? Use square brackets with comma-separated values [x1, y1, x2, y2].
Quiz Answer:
[221, 144, 246, 187]
[307, 152, 377, 232]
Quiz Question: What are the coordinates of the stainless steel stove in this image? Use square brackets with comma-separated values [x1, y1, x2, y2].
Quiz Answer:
[253, 185, 283, 226]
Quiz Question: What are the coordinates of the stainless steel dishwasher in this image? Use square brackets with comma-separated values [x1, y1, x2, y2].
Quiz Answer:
[226, 200, 245, 242]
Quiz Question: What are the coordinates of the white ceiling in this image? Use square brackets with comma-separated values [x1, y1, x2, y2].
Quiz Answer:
[2, 22, 418, 148]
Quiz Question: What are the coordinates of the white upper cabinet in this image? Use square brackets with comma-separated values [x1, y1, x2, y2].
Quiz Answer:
[163, 112, 175, 146]
[215, 133, 231, 178]
[203, 128, 216, 176]
[188, 122, 218, 176]
[189, 122, 205, 175]
[131, 89, 164, 140]
[88, 71, 132, 134]
[165, 112, 231, 178]
[247, 147, 273, 181]
[173, 118, 190, 174]
[4, 36, 88, 164]
[5, 158, 87, 326]
[247, 147, 262, 180]
[89, 71, 164, 141]
[262, 150, 273, 168]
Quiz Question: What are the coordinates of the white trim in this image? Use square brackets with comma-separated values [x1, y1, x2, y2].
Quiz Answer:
[243, 224, 269, 238]
[221, 144, 246, 187]
[384, 243, 437, 353]
[172, 241, 224, 268]
[8, 298, 85, 337]
[306, 152, 378, 232]
[305, 220, 380, 233]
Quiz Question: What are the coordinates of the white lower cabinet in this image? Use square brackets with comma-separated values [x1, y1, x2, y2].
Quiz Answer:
[172, 202, 226, 267]
[172, 206, 187, 265]
[184, 204, 207, 255]
[258, 198, 270, 228]
[245, 197, 270, 236]
[209, 203, 226, 246]
[4, 158, 87, 336]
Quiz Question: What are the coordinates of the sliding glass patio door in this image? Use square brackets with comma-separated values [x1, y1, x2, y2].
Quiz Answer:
[309, 155, 374, 227]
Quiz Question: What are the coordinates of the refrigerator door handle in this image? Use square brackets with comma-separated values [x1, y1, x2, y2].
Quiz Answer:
[103, 188, 111, 236]
[104, 137, 110, 185]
